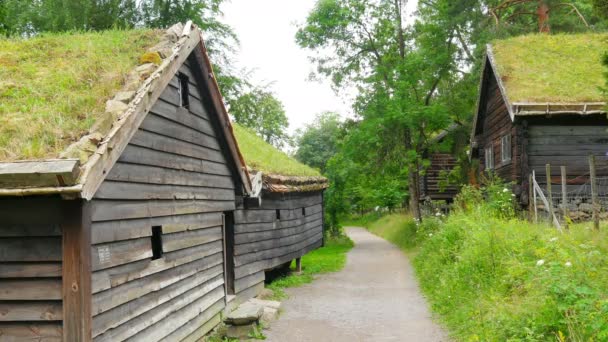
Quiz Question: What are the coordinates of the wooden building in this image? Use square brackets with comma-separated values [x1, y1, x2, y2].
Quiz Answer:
[419, 126, 461, 203]
[471, 34, 608, 204]
[229, 125, 328, 300]
[0, 22, 325, 341]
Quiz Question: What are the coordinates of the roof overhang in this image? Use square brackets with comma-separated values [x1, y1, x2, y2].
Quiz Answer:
[0, 22, 252, 199]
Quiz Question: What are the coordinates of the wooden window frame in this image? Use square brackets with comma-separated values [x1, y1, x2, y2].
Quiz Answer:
[501, 134, 512, 164]
[485, 145, 494, 170]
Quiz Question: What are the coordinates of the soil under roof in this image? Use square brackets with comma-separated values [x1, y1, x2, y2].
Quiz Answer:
[0, 29, 162, 161]
[491, 33, 608, 104]
[232, 123, 322, 178]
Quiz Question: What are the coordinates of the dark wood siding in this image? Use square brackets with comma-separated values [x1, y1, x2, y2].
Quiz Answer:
[233, 191, 324, 297]
[420, 153, 459, 201]
[0, 197, 64, 341]
[90, 61, 237, 342]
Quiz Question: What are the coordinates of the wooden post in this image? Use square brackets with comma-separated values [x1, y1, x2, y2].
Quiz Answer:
[561, 166, 569, 230]
[61, 200, 92, 342]
[589, 155, 600, 230]
[532, 170, 538, 224]
[546, 164, 555, 223]
[295, 258, 302, 274]
[528, 174, 534, 222]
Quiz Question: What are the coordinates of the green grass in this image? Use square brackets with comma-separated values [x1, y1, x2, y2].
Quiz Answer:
[0, 29, 161, 161]
[363, 213, 418, 252]
[265, 235, 354, 300]
[232, 123, 321, 177]
[492, 33, 607, 103]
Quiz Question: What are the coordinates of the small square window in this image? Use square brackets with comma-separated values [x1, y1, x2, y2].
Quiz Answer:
[485, 145, 494, 170]
[501, 134, 511, 163]
[177, 73, 190, 109]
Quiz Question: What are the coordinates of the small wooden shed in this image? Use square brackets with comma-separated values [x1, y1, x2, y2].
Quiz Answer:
[419, 125, 462, 203]
[0, 22, 274, 341]
[227, 125, 328, 300]
[471, 34, 608, 204]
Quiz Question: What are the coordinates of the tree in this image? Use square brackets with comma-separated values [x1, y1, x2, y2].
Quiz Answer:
[294, 112, 344, 173]
[229, 88, 289, 148]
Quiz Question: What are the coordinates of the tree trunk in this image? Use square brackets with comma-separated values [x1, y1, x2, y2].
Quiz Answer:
[408, 169, 421, 220]
[537, 1, 550, 32]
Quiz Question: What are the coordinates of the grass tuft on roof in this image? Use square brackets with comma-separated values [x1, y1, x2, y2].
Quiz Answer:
[232, 123, 322, 177]
[0, 29, 162, 161]
[491, 33, 608, 104]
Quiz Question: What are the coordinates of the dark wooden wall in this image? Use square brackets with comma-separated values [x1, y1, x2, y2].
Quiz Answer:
[420, 153, 459, 202]
[90, 60, 238, 341]
[0, 197, 64, 341]
[233, 191, 324, 299]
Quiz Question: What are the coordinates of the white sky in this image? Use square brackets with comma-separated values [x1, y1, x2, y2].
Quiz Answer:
[222, 0, 418, 133]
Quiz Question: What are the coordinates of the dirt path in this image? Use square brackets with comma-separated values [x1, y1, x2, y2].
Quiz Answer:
[265, 227, 448, 342]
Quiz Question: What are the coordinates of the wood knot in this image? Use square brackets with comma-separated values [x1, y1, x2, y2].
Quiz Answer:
[71, 282, 79, 292]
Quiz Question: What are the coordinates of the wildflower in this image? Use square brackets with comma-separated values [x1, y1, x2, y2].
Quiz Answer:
[503, 188, 509, 192]
[536, 259, 545, 266]
[511, 194, 516, 197]
[428, 233, 433, 237]
[549, 237, 558, 242]
[565, 261, 572, 267]
[435, 212, 441, 217]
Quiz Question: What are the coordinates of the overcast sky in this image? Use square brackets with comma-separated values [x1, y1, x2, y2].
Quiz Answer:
[222, 0, 418, 133]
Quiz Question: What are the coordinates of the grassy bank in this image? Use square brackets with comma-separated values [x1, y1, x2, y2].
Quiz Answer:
[351, 211, 608, 341]
[266, 235, 354, 300]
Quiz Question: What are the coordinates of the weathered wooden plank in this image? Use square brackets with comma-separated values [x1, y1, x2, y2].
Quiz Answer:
[234, 210, 323, 234]
[234, 270, 265, 294]
[234, 232, 323, 267]
[0, 263, 62, 278]
[119, 145, 231, 176]
[93, 277, 224, 342]
[174, 305, 223, 342]
[140, 113, 220, 150]
[91, 199, 234, 222]
[235, 223, 322, 256]
[528, 125, 608, 136]
[0, 302, 62, 321]
[0, 237, 61, 262]
[95, 181, 235, 201]
[92, 240, 223, 293]
[149, 101, 214, 137]
[234, 218, 323, 245]
[91, 237, 152, 271]
[0, 198, 63, 225]
[130, 130, 226, 164]
[0, 279, 62, 300]
[259, 193, 323, 209]
[0, 224, 61, 237]
[0, 323, 62, 341]
[163, 226, 222, 253]
[105, 162, 234, 189]
[91, 212, 223, 244]
[234, 205, 321, 225]
[0, 159, 79, 188]
[92, 266, 223, 337]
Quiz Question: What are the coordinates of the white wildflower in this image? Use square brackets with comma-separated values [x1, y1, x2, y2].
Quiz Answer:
[435, 212, 441, 217]
[536, 259, 545, 266]
[503, 188, 509, 193]
[549, 237, 558, 242]
[428, 233, 433, 237]
[565, 261, 572, 267]
[511, 194, 516, 197]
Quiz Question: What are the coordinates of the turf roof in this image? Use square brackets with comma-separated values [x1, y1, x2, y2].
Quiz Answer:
[491, 33, 608, 104]
[232, 123, 322, 178]
[0, 29, 162, 161]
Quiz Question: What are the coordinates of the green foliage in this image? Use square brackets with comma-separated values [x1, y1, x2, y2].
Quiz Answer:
[230, 88, 289, 148]
[232, 123, 320, 177]
[266, 236, 354, 300]
[294, 112, 343, 173]
[454, 177, 517, 220]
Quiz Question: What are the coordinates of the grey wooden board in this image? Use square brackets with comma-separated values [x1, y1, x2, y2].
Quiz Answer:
[0, 198, 63, 225]
[91, 199, 234, 222]
[92, 240, 223, 293]
[0, 263, 62, 278]
[91, 212, 223, 244]
[235, 222, 322, 256]
[0, 237, 61, 262]
[528, 125, 608, 136]
[234, 270, 265, 294]
[0, 224, 61, 237]
[235, 232, 323, 267]
[92, 263, 223, 337]
[0, 159, 79, 188]
[130, 130, 226, 163]
[0, 323, 62, 341]
[95, 180, 235, 201]
[234, 204, 322, 224]
[163, 226, 222, 253]
[0, 279, 62, 300]
[91, 237, 152, 271]
[0, 301, 62, 321]
[166, 300, 223, 342]
[149, 101, 215, 137]
[235, 210, 322, 234]
[140, 113, 220, 151]
[235, 218, 323, 245]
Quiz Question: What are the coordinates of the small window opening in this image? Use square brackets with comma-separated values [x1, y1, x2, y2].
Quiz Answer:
[501, 134, 511, 163]
[302, 208, 306, 216]
[485, 145, 494, 170]
[151, 226, 164, 260]
[276, 209, 281, 221]
[178, 73, 190, 108]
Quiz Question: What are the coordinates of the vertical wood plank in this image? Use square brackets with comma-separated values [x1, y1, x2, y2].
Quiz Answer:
[532, 170, 538, 224]
[528, 173, 534, 222]
[561, 166, 569, 230]
[295, 258, 302, 274]
[62, 200, 92, 342]
[545, 164, 555, 223]
[589, 155, 600, 230]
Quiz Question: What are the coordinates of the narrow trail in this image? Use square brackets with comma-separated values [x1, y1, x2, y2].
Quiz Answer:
[265, 227, 448, 342]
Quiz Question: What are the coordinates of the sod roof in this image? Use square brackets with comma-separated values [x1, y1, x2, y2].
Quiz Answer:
[491, 33, 608, 104]
[0, 29, 162, 161]
[232, 123, 322, 178]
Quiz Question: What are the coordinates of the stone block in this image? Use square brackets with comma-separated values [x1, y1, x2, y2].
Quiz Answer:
[225, 323, 256, 339]
[225, 302, 263, 326]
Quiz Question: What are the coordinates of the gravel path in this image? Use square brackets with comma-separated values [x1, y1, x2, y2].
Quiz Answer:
[265, 227, 448, 342]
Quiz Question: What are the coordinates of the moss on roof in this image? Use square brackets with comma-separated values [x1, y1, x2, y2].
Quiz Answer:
[232, 123, 322, 177]
[0, 29, 162, 161]
[491, 33, 608, 104]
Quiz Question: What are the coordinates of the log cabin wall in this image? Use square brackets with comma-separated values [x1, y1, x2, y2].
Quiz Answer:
[89, 60, 238, 341]
[0, 197, 65, 341]
[420, 153, 459, 202]
[233, 191, 324, 300]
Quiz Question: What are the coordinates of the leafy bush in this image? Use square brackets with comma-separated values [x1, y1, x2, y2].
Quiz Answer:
[454, 176, 516, 219]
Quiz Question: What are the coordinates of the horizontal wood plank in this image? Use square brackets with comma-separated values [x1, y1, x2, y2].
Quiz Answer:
[0, 263, 61, 278]
[0, 279, 61, 300]
[0, 301, 62, 321]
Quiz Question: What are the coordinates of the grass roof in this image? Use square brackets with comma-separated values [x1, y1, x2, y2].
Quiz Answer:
[0, 29, 162, 161]
[232, 123, 321, 177]
[491, 33, 608, 104]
